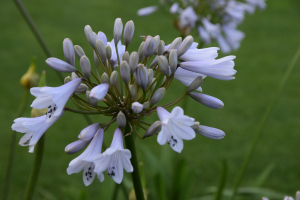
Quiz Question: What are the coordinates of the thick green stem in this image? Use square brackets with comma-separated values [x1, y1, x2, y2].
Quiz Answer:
[23, 135, 45, 200]
[2, 90, 30, 200]
[124, 124, 145, 200]
[230, 46, 300, 200]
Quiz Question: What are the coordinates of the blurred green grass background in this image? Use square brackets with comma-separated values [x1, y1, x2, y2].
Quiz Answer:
[1, 0, 300, 199]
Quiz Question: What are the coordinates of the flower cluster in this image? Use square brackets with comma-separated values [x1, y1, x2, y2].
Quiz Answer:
[12, 18, 236, 185]
[137, 0, 266, 53]
[263, 191, 300, 200]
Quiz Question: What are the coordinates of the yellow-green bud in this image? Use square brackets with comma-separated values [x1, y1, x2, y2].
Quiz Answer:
[64, 76, 71, 84]
[191, 122, 200, 131]
[20, 57, 39, 90]
[101, 72, 109, 84]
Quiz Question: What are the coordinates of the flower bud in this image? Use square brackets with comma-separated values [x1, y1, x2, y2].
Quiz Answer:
[65, 140, 89, 154]
[84, 25, 97, 48]
[96, 39, 106, 61]
[106, 45, 112, 59]
[86, 91, 97, 107]
[124, 20, 134, 46]
[195, 125, 225, 140]
[150, 88, 166, 105]
[75, 83, 88, 94]
[169, 49, 177, 73]
[132, 102, 143, 114]
[147, 69, 153, 86]
[101, 72, 109, 84]
[157, 40, 165, 55]
[78, 123, 99, 141]
[110, 71, 119, 87]
[154, 35, 160, 52]
[46, 57, 77, 72]
[64, 76, 71, 84]
[158, 56, 170, 76]
[74, 45, 85, 59]
[150, 56, 158, 68]
[187, 76, 203, 92]
[93, 50, 100, 67]
[189, 92, 224, 109]
[162, 76, 167, 86]
[120, 61, 130, 84]
[97, 31, 107, 45]
[150, 78, 157, 92]
[129, 51, 139, 74]
[143, 101, 150, 109]
[144, 121, 162, 138]
[296, 191, 300, 200]
[71, 72, 78, 80]
[63, 38, 75, 66]
[135, 64, 148, 91]
[129, 85, 136, 99]
[90, 83, 109, 100]
[80, 56, 91, 79]
[191, 122, 200, 130]
[144, 36, 156, 58]
[122, 51, 130, 63]
[168, 37, 182, 50]
[138, 41, 145, 62]
[21, 57, 39, 89]
[117, 111, 126, 128]
[113, 18, 123, 44]
[177, 35, 194, 57]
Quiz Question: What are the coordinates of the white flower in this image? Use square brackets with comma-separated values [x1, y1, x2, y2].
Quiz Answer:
[137, 6, 158, 16]
[97, 31, 108, 46]
[179, 56, 236, 80]
[107, 39, 126, 67]
[246, 0, 266, 10]
[217, 34, 232, 54]
[224, 0, 246, 24]
[12, 112, 63, 153]
[170, 3, 180, 14]
[67, 129, 105, 186]
[30, 78, 82, 123]
[94, 128, 133, 184]
[131, 102, 143, 114]
[89, 83, 109, 100]
[223, 22, 245, 51]
[202, 18, 221, 39]
[198, 25, 211, 44]
[174, 68, 206, 92]
[178, 6, 198, 29]
[156, 106, 195, 153]
[179, 47, 219, 62]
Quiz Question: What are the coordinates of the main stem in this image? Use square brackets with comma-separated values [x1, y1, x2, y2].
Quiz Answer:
[124, 124, 145, 200]
[23, 134, 45, 200]
[2, 90, 29, 200]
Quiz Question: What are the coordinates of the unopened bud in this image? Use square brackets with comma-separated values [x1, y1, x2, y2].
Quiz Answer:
[150, 88, 166, 105]
[80, 56, 91, 79]
[150, 78, 156, 92]
[129, 85, 136, 99]
[86, 91, 97, 107]
[96, 40, 106, 61]
[117, 111, 126, 128]
[168, 37, 182, 50]
[154, 35, 160, 52]
[74, 45, 85, 59]
[195, 125, 225, 140]
[64, 76, 71, 84]
[124, 20, 134, 46]
[71, 72, 78, 80]
[75, 83, 88, 94]
[169, 49, 177, 73]
[122, 51, 130, 63]
[150, 56, 158, 68]
[110, 71, 119, 87]
[162, 76, 167, 86]
[65, 140, 89, 154]
[144, 36, 156, 58]
[21, 57, 39, 89]
[84, 25, 97, 48]
[93, 51, 100, 67]
[46, 58, 77, 72]
[189, 92, 224, 109]
[63, 38, 75, 66]
[144, 121, 162, 138]
[132, 102, 143, 114]
[191, 122, 200, 130]
[157, 40, 165, 55]
[187, 76, 203, 92]
[296, 191, 300, 200]
[135, 64, 148, 91]
[97, 31, 107, 45]
[143, 101, 150, 109]
[120, 61, 130, 84]
[129, 51, 139, 74]
[113, 18, 123, 44]
[147, 69, 153, 86]
[138, 41, 145, 62]
[106, 45, 112, 59]
[90, 83, 109, 100]
[78, 123, 99, 141]
[101, 72, 109, 84]
[158, 56, 170, 76]
[177, 35, 194, 57]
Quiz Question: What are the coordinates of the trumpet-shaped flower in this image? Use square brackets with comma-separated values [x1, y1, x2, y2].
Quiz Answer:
[30, 78, 81, 123]
[67, 129, 105, 186]
[156, 106, 195, 153]
[12, 112, 63, 153]
[174, 68, 206, 92]
[178, 6, 198, 29]
[94, 128, 133, 184]
[107, 39, 125, 67]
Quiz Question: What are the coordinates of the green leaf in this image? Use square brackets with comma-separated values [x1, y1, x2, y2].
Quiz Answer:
[214, 160, 227, 200]
[154, 173, 168, 200]
[178, 169, 195, 200]
[171, 159, 186, 200]
[38, 70, 47, 87]
[253, 163, 275, 187]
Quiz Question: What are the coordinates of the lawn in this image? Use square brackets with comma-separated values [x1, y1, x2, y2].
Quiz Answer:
[0, 0, 299, 199]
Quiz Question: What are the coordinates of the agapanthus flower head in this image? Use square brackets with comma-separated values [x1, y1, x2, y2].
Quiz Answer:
[12, 18, 236, 185]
